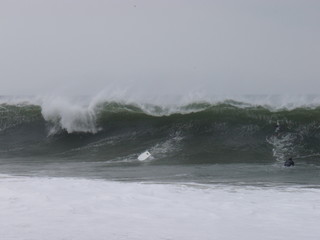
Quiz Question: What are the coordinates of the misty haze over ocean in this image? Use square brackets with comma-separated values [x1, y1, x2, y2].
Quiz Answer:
[1, 1, 320, 240]
[1, 0, 319, 96]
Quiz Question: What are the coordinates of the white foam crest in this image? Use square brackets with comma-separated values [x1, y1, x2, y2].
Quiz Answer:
[90, 92, 320, 113]
[2, 93, 320, 128]
[40, 96, 99, 134]
[178, 93, 320, 110]
[87, 88, 130, 108]
[2, 93, 320, 111]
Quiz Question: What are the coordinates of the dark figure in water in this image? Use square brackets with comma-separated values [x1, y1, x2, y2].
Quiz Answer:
[275, 122, 281, 133]
[284, 157, 294, 167]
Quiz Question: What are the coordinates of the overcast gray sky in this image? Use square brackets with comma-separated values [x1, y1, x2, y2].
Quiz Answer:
[1, 0, 319, 96]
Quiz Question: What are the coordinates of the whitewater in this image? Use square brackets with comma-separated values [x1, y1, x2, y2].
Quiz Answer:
[1, 175, 320, 240]
[1, 94, 320, 240]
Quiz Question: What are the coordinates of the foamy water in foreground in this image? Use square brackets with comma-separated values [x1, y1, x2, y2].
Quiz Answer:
[1, 175, 320, 240]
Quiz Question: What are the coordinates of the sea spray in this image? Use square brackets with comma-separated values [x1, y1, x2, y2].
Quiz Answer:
[40, 96, 99, 134]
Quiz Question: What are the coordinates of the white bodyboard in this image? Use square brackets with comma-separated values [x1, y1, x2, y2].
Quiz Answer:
[138, 151, 151, 161]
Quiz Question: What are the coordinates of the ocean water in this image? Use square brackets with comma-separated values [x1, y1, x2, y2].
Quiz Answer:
[1, 95, 320, 239]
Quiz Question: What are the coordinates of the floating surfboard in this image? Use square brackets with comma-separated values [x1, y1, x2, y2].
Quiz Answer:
[138, 151, 151, 161]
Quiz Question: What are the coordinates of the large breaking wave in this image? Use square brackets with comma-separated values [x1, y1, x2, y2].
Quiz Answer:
[1, 95, 320, 165]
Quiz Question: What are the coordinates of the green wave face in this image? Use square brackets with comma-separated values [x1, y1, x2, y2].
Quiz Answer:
[1, 101, 320, 165]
